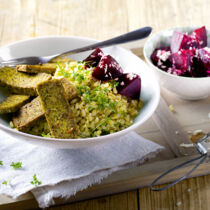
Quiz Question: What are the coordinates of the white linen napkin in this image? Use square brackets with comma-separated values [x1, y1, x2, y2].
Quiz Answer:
[0, 129, 164, 208]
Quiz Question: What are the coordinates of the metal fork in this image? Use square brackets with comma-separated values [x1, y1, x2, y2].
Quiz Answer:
[0, 27, 152, 66]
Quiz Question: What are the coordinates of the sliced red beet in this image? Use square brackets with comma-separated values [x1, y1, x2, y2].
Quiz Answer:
[197, 47, 210, 70]
[83, 48, 104, 67]
[116, 73, 141, 99]
[171, 32, 200, 53]
[92, 55, 123, 81]
[169, 49, 195, 72]
[192, 26, 207, 48]
[150, 47, 172, 71]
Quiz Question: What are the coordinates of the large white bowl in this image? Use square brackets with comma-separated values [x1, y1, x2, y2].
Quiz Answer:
[0, 36, 160, 149]
[144, 27, 210, 100]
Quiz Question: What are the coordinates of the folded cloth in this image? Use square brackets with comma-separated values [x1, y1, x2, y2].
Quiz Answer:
[0, 129, 164, 208]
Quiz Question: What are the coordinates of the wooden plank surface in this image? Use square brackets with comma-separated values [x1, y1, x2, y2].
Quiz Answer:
[139, 175, 210, 210]
[152, 97, 193, 157]
[0, 0, 210, 210]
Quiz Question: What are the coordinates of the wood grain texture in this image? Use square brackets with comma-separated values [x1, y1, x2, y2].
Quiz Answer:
[139, 175, 210, 210]
[48, 191, 138, 210]
[0, 0, 210, 209]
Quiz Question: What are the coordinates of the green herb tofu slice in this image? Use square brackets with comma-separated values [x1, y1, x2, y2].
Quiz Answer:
[16, 63, 57, 75]
[59, 77, 77, 100]
[12, 97, 45, 131]
[37, 79, 78, 138]
[0, 67, 52, 96]
[0, 95, 30, 114]
[12, 79, 77, 134]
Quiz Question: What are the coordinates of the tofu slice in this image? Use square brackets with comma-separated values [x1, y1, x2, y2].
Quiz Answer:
[0, 95, 30, 114]
[12, 79, 77, 134]
[37, 79, 77, 138]
[0, 67, 51, 96]
[16, 63, 57, 75]
[13, 97, 44, 131]
[59, 77, 77, 100]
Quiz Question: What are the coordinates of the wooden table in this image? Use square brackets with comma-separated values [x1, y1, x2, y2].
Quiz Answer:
[0, 0, 210, 209]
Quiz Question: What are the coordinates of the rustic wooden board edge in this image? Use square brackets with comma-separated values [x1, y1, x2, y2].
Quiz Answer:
[0, 155, 209, 210]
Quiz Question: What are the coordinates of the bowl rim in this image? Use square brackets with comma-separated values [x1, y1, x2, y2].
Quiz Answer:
[143, 26, 210, 80]
[0, 35, 160, 143]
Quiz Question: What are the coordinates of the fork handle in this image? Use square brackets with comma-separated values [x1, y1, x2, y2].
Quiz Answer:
[1, 27, 152, 65]
[50, 26, 152, 60]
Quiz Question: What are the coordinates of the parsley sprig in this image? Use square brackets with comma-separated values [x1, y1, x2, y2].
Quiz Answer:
[0, 161, 3, 166]
[2, 180, 9, 185]
[31, 174, 42, 186]
[10, 162, 22, 170]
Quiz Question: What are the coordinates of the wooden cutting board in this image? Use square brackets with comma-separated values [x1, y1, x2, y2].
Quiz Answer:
[0, 68, 210, 210]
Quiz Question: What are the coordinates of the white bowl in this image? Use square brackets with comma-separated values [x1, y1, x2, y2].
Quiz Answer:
[144, 27, 210, 100]
[0, 36, 160, 149]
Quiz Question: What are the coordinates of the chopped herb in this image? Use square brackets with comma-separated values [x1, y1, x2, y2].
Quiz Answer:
[31, 174, 42, 187]
[56, 62, 71, 78]
[108, 101, 116, 109]
[10, 162, 22, 170]
[2, 180, 8, 185]
[73, 72, 85, 82]
[88, 106, 94, 111]
[41, 132, 51, 138]
[0, 161, 3, 166]
[110, 80, 119, 88]
[77, 85, 89, 95]
[55, 61, 119, 111]
[103, 88, 109, 93]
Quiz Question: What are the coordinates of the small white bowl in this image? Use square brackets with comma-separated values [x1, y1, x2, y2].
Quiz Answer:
[144, 26, 210, 100]
[0, 36, 160, 149]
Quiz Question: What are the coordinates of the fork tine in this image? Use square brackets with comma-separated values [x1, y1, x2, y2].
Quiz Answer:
[0, 57, 43, 65]
[1, 60, 19, 64]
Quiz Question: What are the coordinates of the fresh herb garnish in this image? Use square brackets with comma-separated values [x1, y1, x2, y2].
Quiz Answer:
[110, 80, 119, 88]
[78, 85, 117, 110]
[0, 161, 3, 166]
[2, 180, 8, 185]
[73, 72, 85, 82]
[56, 62, 71, 78]
[41, 132, 51, 138]
[10, 162, 22, 170]
[88, 106, 94, 111]
[31, 174, 42, 186]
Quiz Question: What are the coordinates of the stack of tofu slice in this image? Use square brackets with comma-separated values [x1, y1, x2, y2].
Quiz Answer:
[0, 59, 78, 139]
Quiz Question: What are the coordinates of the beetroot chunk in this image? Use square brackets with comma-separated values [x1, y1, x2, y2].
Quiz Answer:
[191, 47, 210, 77]
[197, 47, 210, 70]
[192, 26, 207, 48]
[117, 73, 141, 99]
[150, 47, 172, 71]
[171, 32, 200, 53]
[92, 55, 123, 81]
[83, 48, 104, 67]
[169, 49, 195, 72]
